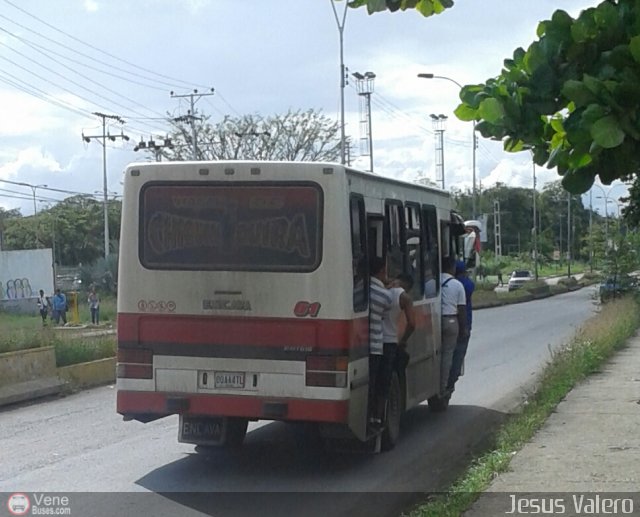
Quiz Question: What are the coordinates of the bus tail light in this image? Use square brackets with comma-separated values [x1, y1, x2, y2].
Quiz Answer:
[305, 355, 348, 388]
[117, 348, 153, 379]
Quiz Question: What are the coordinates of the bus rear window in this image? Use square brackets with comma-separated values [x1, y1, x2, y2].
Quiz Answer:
[139, 182, 323, 271]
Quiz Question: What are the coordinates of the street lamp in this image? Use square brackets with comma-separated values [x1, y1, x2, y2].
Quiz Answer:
[592, 183, 626, 247]
[418, 73, 477, 216]
[0, 179, 47, 215]
[352, 71, 376, 172]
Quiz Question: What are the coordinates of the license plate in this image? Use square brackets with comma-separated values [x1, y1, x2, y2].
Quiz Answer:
[214, 371, 245, 389]
[198, 370, 246, 389]
[179, 416, 224, 444]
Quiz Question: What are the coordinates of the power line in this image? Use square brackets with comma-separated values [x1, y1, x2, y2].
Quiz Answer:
[0, 73, 92, 118]
[1, 1, 207, 90]
[0, 40, 166, 127]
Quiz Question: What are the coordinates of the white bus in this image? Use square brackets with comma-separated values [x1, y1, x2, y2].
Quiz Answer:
[116, 161, 466, 451]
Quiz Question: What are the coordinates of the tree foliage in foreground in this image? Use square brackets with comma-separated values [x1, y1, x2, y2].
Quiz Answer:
[454, 1, 640, 196]
[352, 0, 640, 227]
[347, 0, 454, 17]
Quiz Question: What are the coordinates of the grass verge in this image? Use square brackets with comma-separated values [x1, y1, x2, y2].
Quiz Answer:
[54, 336, 116, 367]
[409, 295, 640, 517]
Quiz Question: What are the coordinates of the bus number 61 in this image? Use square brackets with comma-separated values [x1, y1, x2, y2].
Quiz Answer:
[293, 301, 321, 318]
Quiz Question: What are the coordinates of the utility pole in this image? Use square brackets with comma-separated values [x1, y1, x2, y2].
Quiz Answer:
[82, 112, 129, 258]
[567, 191, 571, 277]
[589, 190, 593, 273]
[472, 122, 477, 217]
[170, 88, 215, 160]
[532, 162, 538, 281]
[494, 200, 502, 257]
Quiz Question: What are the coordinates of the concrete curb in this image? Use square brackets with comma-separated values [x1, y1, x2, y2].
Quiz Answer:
[58, 357, 116, 389]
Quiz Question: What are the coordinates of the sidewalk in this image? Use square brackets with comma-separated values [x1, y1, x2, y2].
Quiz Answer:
[465, 333, 640, 515]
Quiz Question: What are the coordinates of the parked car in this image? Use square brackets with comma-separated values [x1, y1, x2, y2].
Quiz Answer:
[508, 270, 533, 291]
[599, 274, 638, 302]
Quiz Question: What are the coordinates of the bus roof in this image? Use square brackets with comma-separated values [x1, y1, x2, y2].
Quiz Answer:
[125, 160, 450, 198]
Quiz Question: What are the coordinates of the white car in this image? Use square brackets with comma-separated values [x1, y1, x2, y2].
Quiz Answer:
[508, 270, 533, 291]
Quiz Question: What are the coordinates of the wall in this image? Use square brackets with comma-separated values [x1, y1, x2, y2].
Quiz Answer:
[0, 248, 54, 300]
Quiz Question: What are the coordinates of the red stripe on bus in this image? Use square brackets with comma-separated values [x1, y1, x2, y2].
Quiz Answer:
[118, 313, 369, 349]
[117, 391, 348, 423]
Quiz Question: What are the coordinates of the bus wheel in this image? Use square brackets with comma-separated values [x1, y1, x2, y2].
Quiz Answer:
[428, 392, 450, 413]
[381, 372, 402, 451]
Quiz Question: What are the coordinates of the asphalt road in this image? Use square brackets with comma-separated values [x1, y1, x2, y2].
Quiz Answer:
[0, 286, 599, 517]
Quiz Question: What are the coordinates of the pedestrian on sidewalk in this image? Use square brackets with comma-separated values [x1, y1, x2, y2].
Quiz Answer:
[36, 289, 50, 325]
[497, 271, 504, 286]
[52, 288, 67, 325]
[88, 287, 100, 325]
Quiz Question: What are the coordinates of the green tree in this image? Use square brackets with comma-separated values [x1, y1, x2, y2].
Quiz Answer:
[3, 196, 121, 265]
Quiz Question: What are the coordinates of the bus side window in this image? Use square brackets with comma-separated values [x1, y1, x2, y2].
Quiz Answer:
[350, 195, 368, 312]
[440, 221, 453, 260]
[422, 205, 439, 299]
[405, 203, 423, 300]
[385, 201, 405, 280]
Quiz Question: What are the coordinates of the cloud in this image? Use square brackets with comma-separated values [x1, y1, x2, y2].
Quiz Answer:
[83, 0, 99, 12]
[0, 147, 62, 180]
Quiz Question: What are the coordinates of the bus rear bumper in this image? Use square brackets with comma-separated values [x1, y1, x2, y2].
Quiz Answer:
[117, 390, 349, 424]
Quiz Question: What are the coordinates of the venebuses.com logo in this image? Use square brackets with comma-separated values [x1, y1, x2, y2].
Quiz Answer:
[7, 493, 30, 516]
[5, 493, 71, 515]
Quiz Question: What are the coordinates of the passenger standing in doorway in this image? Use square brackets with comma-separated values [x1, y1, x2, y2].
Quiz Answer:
[368, 256, 393, 428]
[383, 273, 416, 373]
[440, 257, 467, 395]
[448, 260, 475, 391]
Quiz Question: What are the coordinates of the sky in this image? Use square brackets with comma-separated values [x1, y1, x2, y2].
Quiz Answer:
[0, 0, 630, 219]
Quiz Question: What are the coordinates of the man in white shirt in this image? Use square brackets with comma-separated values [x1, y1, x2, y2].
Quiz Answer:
[36, 289, 49, 326]
[440, 256, 467, 394]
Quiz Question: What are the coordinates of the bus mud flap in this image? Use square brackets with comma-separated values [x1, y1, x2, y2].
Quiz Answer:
[348, 376, 369, 441]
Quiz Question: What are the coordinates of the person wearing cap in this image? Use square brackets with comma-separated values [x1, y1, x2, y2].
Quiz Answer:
[448, 259, 475, 391]
[440, 256, 467, 395]
[463, 220, 481, 269]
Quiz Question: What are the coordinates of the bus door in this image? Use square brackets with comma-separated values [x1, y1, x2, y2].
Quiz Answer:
[349, 195, 370, 441]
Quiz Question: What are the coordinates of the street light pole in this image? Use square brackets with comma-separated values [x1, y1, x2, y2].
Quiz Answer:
[330, 0, 348, 165]
[418, 73, 477, 215]
[430, 114, 447, 189]
[30, 184, 47, 216]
